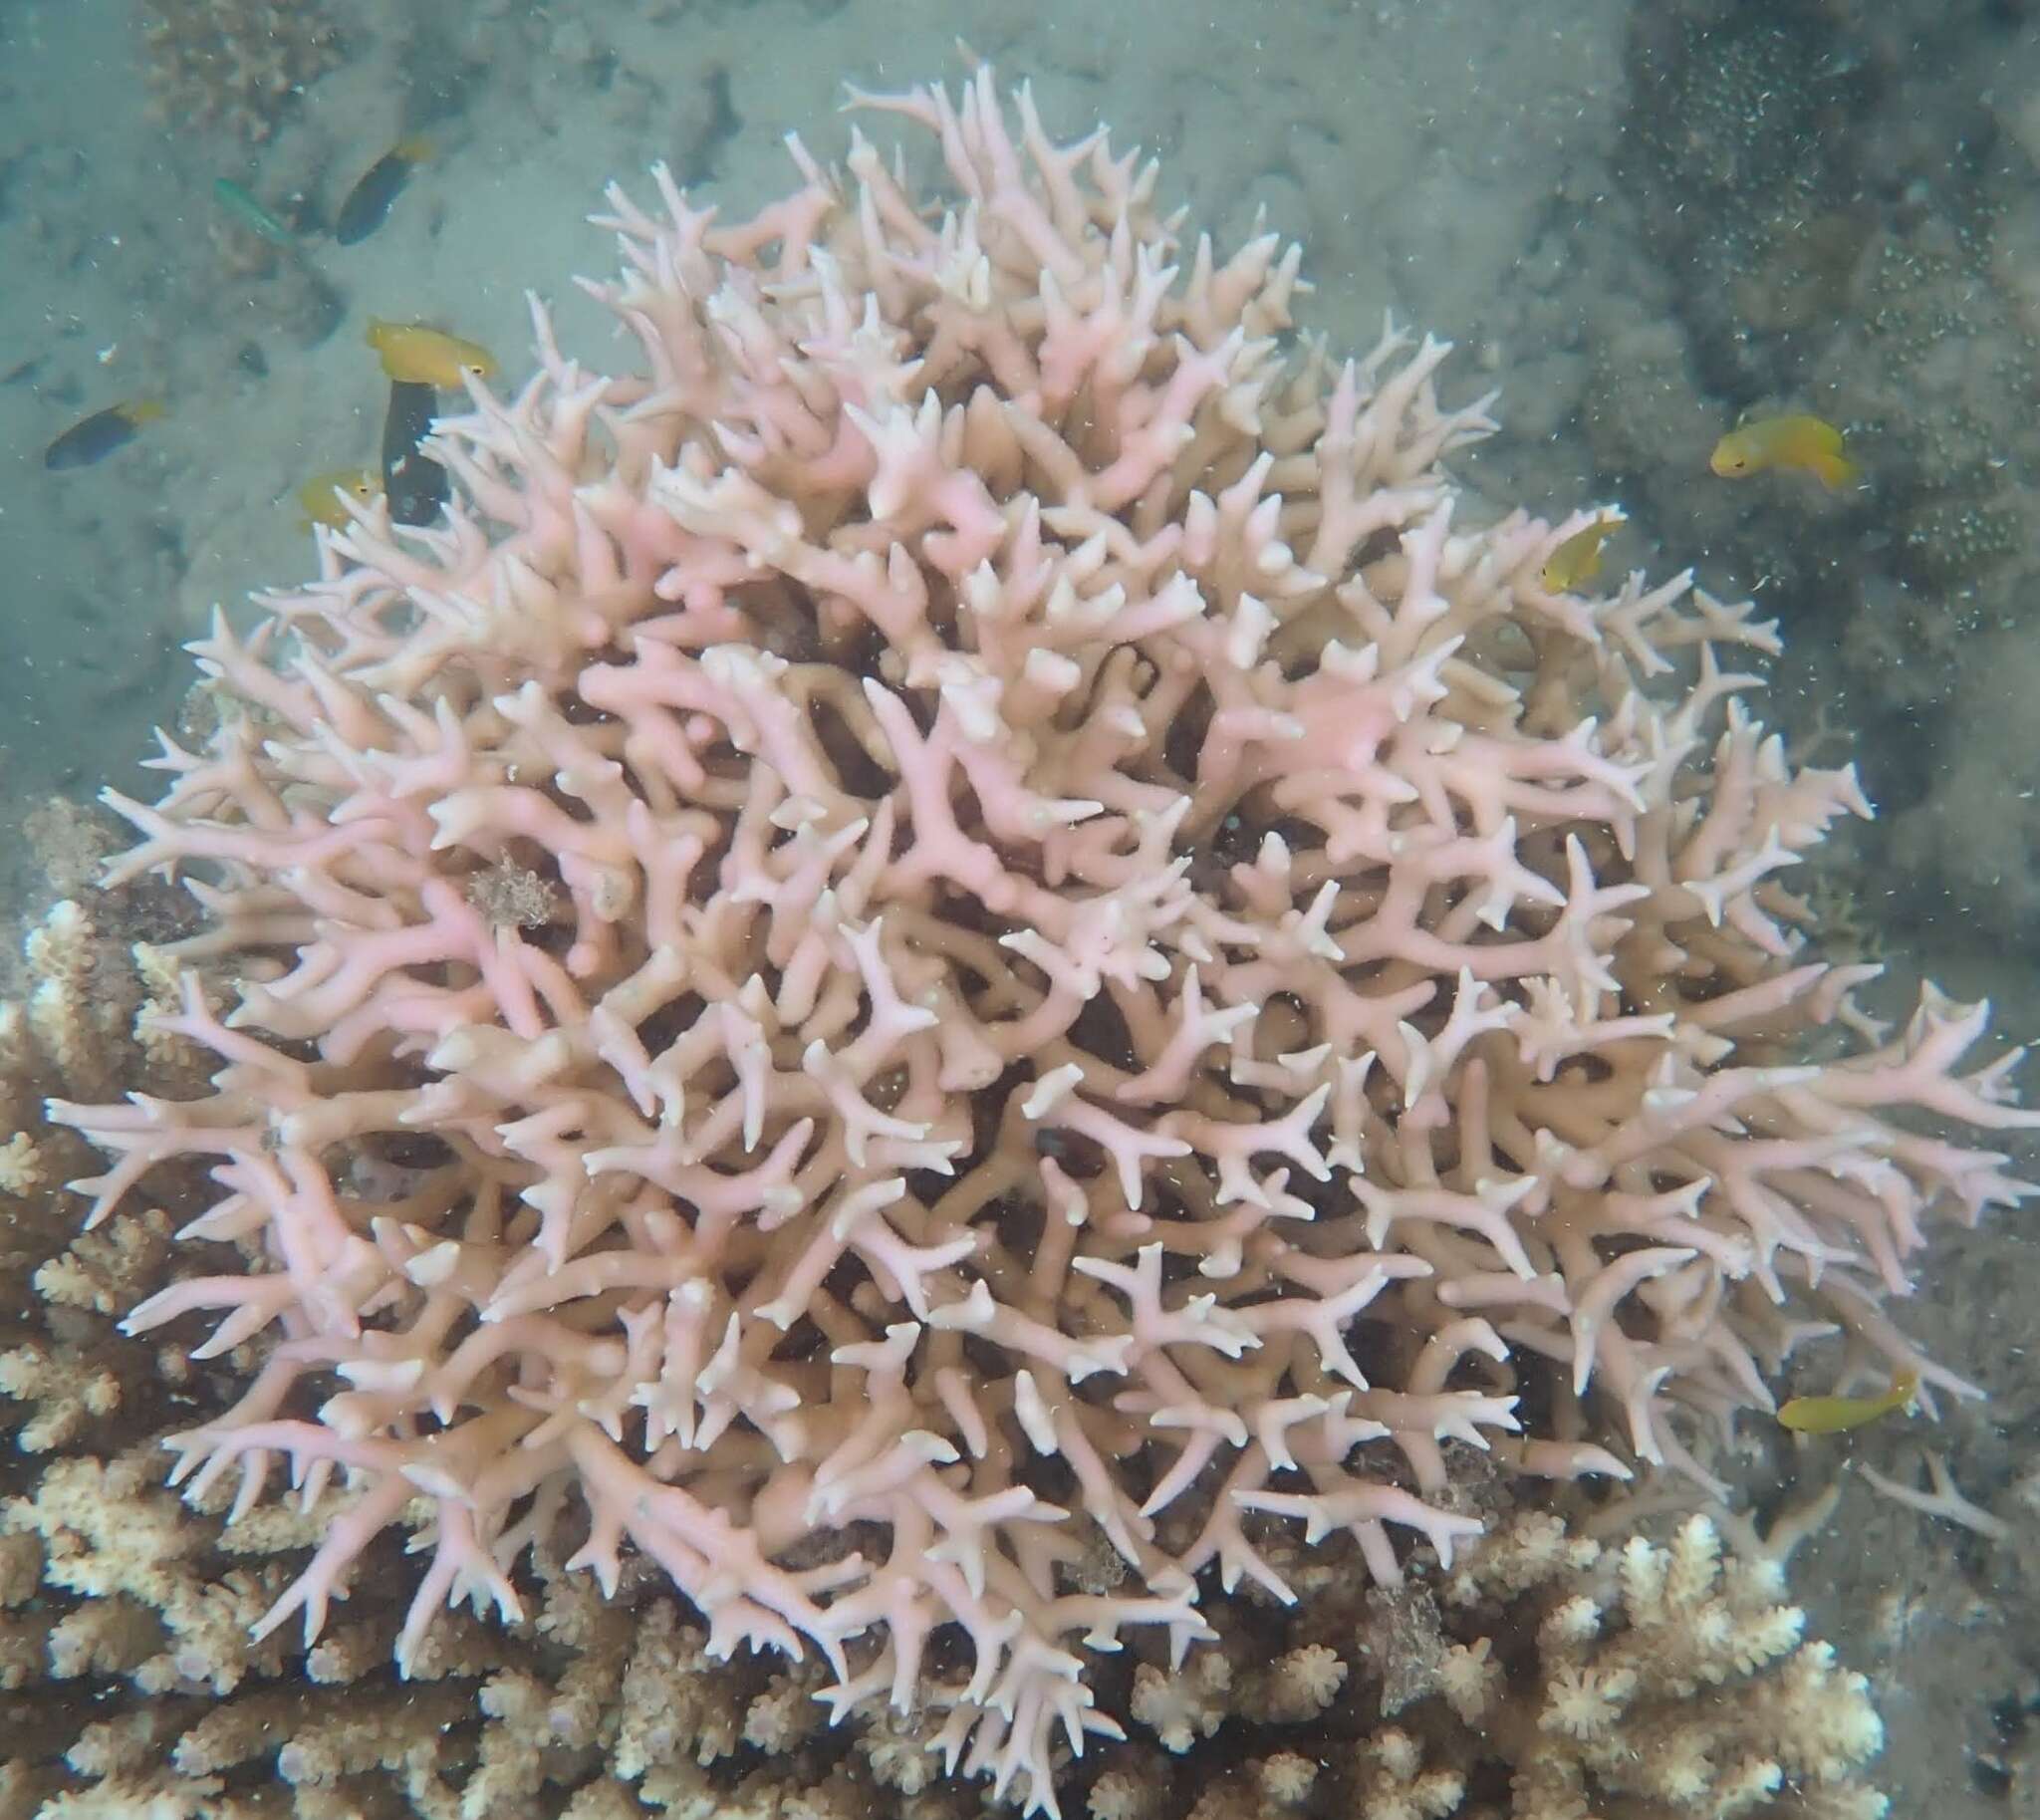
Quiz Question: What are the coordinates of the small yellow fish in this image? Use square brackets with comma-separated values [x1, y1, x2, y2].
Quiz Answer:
[1710, 413, 1858, 490]
[298, 465, 383, 530]
[44, 398, 166, 470]
[365, 318, 498, 389]
[1777, 1368, 1917, 1434]
[1539, 514, 1621, 593]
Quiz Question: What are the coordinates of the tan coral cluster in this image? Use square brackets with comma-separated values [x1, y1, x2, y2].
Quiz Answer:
[1084, 1510, 1885, 1820]
[0, 883, 195, 1122]
[0, 1455, 910, 1819]
[1, 1424, 1026, 1819]
[136, 0, 343, 143]
[1444, 1512, 1887, 1820]
[0, 1383, 1894, 1820]
[0, 897, 205, 1463]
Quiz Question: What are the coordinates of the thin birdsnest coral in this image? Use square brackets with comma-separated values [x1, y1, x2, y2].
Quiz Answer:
[38, 70, 2032, 1815]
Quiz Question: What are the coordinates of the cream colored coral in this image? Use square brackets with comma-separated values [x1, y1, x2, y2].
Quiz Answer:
[130, 942, 205, 1074]
[172, 1689, 307, 1776]
[4, 1430, 874, 1817]
[306, 1619, 395, 1686]
[25, 901, 132, 1100]
[611, 1601, 744, 1779]
[1443, 1507, 1594, 1605]
[0, 1003, 27, 1077]
[1541, 1659, 1637, 1739]
[46, 1596, 160, 1679]
[0, 1344, 121, 1451]
[1256, 1750, 1319, 1808]
[466, 1672, 558, 1815]
[2, 1453, 289, 1696]
[858, 1702, 946, 1796]
[34, 1769, 229, 1818]
[0, 1529, 40, 1608]
[1132, 1650, 1232, 1752]
[1089, 1767, 1165, 1820]
[1436, 1636, 1501, 1722]
[1515, 1513, 1883, 1820]
[0, 901, 194, 1118]
[62, 1705, 174, 1780]
[33, 1208, 173, 1317]
[0, 1132, 43, 1194]
[1246, 1641, 1348, 1722]
[1, 1606, 52, 1690]
[562, 1784, 651, 1820]
[274, 1681, 472, 1785]
[1350, 1727, 1465, 1820]
[745, 1661, 828, 1752]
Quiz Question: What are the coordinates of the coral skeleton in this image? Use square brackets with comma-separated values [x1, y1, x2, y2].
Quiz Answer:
[39, 71, 2033, 1813]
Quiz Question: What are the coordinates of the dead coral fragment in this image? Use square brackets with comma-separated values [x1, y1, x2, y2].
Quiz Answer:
[465, 855, 563, 930]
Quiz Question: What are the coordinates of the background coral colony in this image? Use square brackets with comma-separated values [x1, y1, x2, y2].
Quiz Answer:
[3, 5, 2039, 1819]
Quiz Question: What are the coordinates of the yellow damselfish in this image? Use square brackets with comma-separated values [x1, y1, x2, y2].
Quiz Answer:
[1709, 413, 1858, 490]
[365, 318, 498, 389]
[298, 465, 383, 530]
[1777, 1368, 1917, 1434]
[1539, 513, 1622, 593]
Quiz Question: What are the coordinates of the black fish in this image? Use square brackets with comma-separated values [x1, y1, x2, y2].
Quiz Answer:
[382, 379, 448, 526]
[336, 136, 429, 245]
[44, 399, 164, 470]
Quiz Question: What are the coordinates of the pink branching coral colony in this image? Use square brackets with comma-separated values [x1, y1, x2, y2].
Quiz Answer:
[47, 71, 2038, 1813]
